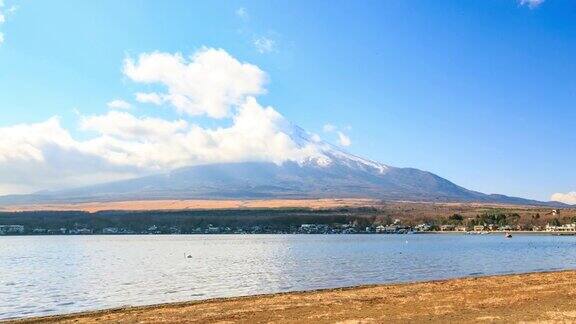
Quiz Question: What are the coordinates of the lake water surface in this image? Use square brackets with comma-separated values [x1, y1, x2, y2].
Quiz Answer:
[1, 234, 576, 319]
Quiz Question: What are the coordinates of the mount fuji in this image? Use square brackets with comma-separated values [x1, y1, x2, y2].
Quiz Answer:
[0, 125, 560, 206]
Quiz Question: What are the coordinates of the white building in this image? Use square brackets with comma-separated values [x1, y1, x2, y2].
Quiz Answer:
[0, 225, 25, 235]
[414, 224, 431, 232]
[102, 227, 119, 234]
[545, 223, 576, 232]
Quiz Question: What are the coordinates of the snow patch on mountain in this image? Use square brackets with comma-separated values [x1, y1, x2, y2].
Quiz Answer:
[284, 124, 389, 174]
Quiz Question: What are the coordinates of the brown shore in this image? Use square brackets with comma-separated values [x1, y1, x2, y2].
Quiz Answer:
[8, 270, 576, 324]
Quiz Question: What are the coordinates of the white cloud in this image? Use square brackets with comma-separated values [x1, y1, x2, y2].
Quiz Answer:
[551, 192, 576, 205]
[337, 131, 352, 147]
[0, 32, 3, 45]
[323, 124, 337, 133]
[236, 7, 249, 21]
[322, 123, 352, 147]
[80, 111, 188, 141]
[83, 97, 319, 169]
[0, 117, 73, 163]
[136, 92, 164, 105]
[0, 98, 322, 194]
[0, 117, 138, 195]
[0, 13, 5, 24]
[519, 0, 544, 9]
[0, 47, 336, 195]
[123, 48, 267, 118]
[106, 99, 132, 110]
[254, 36, 275, 54]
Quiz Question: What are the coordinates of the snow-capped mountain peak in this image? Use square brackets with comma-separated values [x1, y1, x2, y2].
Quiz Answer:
[0, 123, 559, 207]
[284, 124, 389, 174]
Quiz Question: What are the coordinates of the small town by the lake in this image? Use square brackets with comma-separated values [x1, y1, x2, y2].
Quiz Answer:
[2, 209, 576, 236]
[2, 0, 576, 322]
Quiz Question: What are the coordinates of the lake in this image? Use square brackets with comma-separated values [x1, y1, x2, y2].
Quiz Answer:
[1, 234, 576, 319]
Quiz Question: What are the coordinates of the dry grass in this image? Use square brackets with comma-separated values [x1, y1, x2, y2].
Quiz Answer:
[3, 199, 575, 228]
[1, 198, 378, 213]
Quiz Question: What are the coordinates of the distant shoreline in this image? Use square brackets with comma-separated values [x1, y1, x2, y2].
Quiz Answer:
[2, 200, 575, 236]
[7, 270, 576, 323]
[427, 230, 576, 235]
[2, 231, 576, 237]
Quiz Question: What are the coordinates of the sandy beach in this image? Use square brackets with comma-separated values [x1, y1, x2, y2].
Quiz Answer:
[8, 270, 576, 323]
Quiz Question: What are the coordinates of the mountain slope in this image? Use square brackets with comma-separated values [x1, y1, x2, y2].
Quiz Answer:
[0, 126, 561, 206]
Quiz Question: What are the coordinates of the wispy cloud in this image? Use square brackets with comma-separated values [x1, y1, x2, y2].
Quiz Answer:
[136, 92, 164, 105]
[236, 7, 249, 21]
[519, 0, 545, 9]
[235, 7, 280, 55]
[323, 123, 352, 147]
[337, 132, 352, 147]
[107, 99, 132, 110]
[0, 0, 4, 46]
[254, 36, 275, 54]
[0, 0, 17, 45]
[323, 124, 336, 133]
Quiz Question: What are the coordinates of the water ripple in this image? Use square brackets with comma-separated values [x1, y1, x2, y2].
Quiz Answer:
[0, 234, 575, 320]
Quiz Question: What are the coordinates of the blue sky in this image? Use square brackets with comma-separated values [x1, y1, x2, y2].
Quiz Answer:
[0, 0, 575, 202]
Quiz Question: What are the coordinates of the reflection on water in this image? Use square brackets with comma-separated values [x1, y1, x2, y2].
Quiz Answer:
[1, 234, 575, 319]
